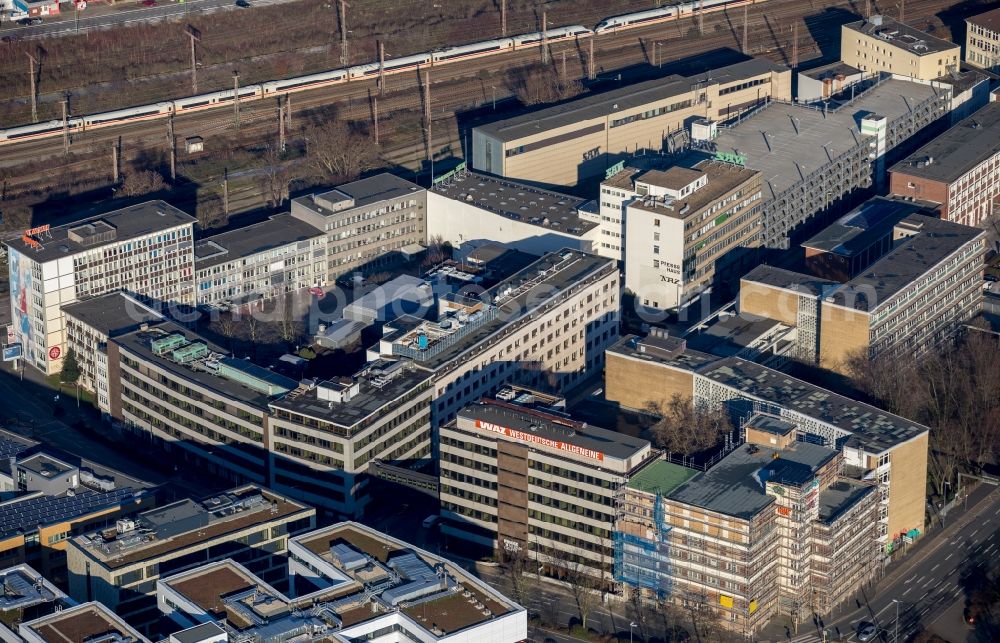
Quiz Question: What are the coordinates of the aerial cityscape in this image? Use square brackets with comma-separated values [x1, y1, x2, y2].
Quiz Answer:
[0, 1, 998, 642]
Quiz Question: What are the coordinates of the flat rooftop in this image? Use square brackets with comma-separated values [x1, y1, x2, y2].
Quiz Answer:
[683, 314, 785, 358]
[698, 357, 930, 452]
[845, 16, 959, 55]
[21, 602, 147, 643]
[430, 170, 596, 236]
[826, 214, 984, 310]
[73, 486, 311, 569]
[801, 197, 931, 256]
[0, 565, 66, 616]
[17, 452, 73, 479]
[705, 78, 940, 202]
[195, 214, 321, 270]
[0, 487, 144, 540]
[667, 441, 836, 519]
[113, 322, 297, 408]
[62, 292, 164, 338]
[629, 160, 760, 219]
[293, 173, 424, 218]
[627, 460, 699, 496]
[740, 265, 839, 297]
[818, 479, 875, 523]
[607, 333, 718, 372]
[0, 430, 38, 476]
[4, 200, 194, 263]
[385, 250, 615, 371]
[456, 399, 651, 463]
[800, 61, 862, 81]
[476, 58, 786, 143]
[889, 102, 1000, 184]
[270, 359, 431, 429]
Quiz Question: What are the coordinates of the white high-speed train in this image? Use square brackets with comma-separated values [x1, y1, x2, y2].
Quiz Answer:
[0, 0, 766, 145]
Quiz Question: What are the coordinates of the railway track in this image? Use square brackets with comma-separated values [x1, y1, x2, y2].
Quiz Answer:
[0, 0, 970, 217]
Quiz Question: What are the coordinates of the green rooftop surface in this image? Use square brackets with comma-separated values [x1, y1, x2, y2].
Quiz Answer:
[627, 460, 698, 495]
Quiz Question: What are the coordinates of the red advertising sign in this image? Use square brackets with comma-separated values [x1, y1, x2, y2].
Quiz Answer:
[24, 224, 50, 237]
[48, 346, 61, 360]
[474, 419, 604, 461]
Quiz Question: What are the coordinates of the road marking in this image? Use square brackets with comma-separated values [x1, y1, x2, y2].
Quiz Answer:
[971, 528, 979, 537]
[985, 544, 996, 554]
[905, 574, 915, 583]
[945, 553, 953, 560]
[902, 587, 912, 596]
[930, 564, 939, 572]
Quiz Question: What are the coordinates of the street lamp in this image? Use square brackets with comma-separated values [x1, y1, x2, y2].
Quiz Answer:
[629, 621, 637, 643]
[892, 598, 900, 643]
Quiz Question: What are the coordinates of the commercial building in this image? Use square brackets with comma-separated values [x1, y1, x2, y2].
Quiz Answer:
[889, 102, 1000, 227]
[193, 215, 325, 309]
[966, 7, 1000, 72]
[268, 359, 433, 517]
[615, 419, 878, 636]
[62, 293, 164, 418]
[5, 201, 196, 375]
[840, 15, 960, 81]
[109, 322, 296, 485]
[472, 58, 791, 188]
[18, 602, 149, 643]
[290, 174, 426, 280]
[375, 249, 620, 429]
[618, 160, 763, 310]
[428, 170, 598, 255]
[698, 76, 949, 249]
[0, 565, 74, 643]
[0, 449, 155, 589]
[155, 522, 526, 643]
[738, 201, 986, 369]
[66, 485, 314, 633]
[605, 334, 931, 553]
[796, 62, 866, 104]
[439, 389, 656, 586]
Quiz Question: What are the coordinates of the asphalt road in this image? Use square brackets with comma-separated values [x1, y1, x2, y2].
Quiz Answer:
[777, 484, 1000, 643]
[0, 0, 290, 40]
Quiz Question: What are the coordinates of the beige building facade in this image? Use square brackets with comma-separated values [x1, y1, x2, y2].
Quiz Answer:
[840, 15, 960, 81]
[966, 7, 1000, 72]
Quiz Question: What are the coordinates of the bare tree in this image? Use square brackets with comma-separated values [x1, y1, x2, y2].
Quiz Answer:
[422, 234, 450, 268]
[305, 120, 375, 181]
[507, 61, 582, 106]
[277, 295, 301, 348]
[0, 204, 32, 233]
[547, 548, 601, 631]
[498, 546, 536, 607]
[119, 170, 167, 198]
[258, 142, 290, 208]
[646, 394, 733, 456]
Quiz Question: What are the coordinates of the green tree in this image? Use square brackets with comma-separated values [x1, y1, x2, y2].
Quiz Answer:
[59, 349, 81, 386]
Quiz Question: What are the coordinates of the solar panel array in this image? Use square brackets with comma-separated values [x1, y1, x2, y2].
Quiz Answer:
[0, 487, 137, 538]
[0, 435, 32, 461]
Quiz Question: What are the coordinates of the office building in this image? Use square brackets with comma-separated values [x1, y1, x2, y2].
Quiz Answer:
[966, 7, 1000, 72]
[889, 102, 1000, 227]
[615, 419, 878, 637]
[605, 334, 931, 552]
[109, 322, 296, 485]
[738, 202, 986, 369]
[840, 15, 960, 81]
[66, 485, 314, 633]
[619, 160, 763, 310]
[0, 446, 155, 589]
[5, 201, 196, 374]
[0, 565, 74, 643]
[290, 174, 427, 281]
[156, 522, 526, 642]
[376, 249, 620, 429]
[62, 293, 164, 418]
[18, 602, 149, 643]
[698, 76, 949, 249]
[267, 359, 433, 517]
[472, 58, 791, 188]
[193, 214, 326, 309]
[439, 389, 656, 586]
[428, 170, 599, 255]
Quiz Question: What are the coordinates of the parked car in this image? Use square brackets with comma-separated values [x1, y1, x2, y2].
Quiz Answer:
[141, 0, 157, 6]
[857, 622, 879, 641]
[235, 0, 251, 6]
[17, 17, 43, 25]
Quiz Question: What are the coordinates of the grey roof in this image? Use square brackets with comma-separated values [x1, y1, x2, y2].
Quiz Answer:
[697, 357, 929, 452]
[826, 214, 984, 311]
[476, 58, 786, 143]
[0, 567, 61, 612]
[171, 622, 227, 643]
[705, 79, 940, 202]
[740, 265, 839, 297]
[292, 173, 424, 217]
[430, 171, 596, 236]
[818, 479, 875, 523]
[607, 334, 718, 372]
[745, 414, 797, 436]
[844, 16, 959, 55]
[4, 200, 195, 263]
[0, 430, 36, 475]
[667, 441, 836, 519]
[684, 315, 785, 358]
[800, 61, 862, 81]
[195, 214, 322, 270]
[889, 102, 1000, 184]
[345, 275, 431, 318]
[62, 292, 164, 338]
[0, 487, 141, 539]
[801, 197, 931, 256]
[456, 400, 650, 462]
[967, 6, 1000, 33]
[270, 360, 432, 429]
[17, 453, 74, 478]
